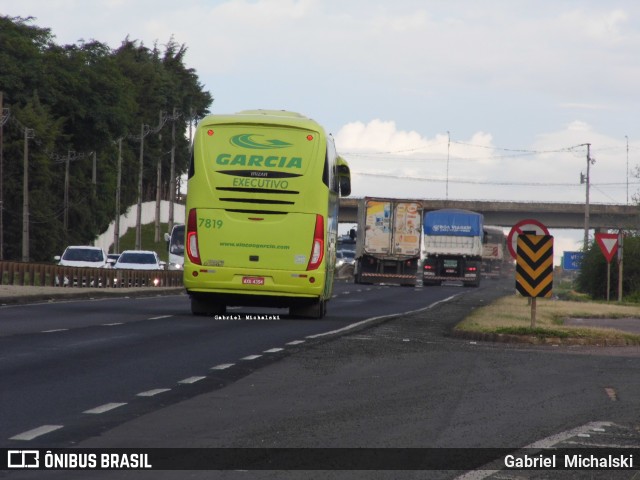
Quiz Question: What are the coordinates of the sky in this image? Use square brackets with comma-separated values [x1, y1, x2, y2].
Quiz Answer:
[3, 0, 640, 262]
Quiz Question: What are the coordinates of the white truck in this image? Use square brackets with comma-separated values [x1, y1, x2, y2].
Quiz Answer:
[482, 226, 507, 278]
[354, 197, 423, 286]
[164, 224, 185, 270]
[422, 209, 483, 287]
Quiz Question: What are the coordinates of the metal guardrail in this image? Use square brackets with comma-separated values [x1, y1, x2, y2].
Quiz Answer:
[0, 261, 183, 288]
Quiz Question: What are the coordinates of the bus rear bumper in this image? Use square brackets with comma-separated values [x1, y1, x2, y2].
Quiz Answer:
[183, 266, 327, 307]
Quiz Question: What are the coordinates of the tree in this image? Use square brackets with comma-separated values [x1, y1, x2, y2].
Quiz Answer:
[0, 15, 213, 261]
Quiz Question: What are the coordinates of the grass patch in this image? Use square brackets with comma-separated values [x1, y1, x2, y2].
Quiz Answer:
[455, 295, 640, 344]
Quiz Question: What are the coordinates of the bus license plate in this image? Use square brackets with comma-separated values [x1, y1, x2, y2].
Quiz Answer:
[242, 277, 265, 285]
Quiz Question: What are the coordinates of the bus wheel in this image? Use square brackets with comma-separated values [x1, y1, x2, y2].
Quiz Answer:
[290, 299, 326, 319]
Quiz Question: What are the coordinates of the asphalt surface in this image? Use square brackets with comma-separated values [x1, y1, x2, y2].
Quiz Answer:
[2, 281, 640, 480]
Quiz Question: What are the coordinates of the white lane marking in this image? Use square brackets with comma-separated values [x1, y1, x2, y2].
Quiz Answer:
[264, 348, 284, 353]
[83, 403, 127, 414]
[10, 425, 63, 441]
[178, 376, 206, 384]
[148, 315, 172, 320]
[241, 355, 262, 361]
[42, 329, 68, 333]
[102, 323, 123, 326]
[286, 340, 305, 345]
[136, 388, 171, 397]
[307, 293, 463, 340]
[454, 421, 614, 480]
[211, 363, 235, 370]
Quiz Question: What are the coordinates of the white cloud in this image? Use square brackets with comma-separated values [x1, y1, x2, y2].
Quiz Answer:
[335, 119, 435, 153]
[558, 8, 630, 44]
[334, 117, 635, 207]
[3, 0, 640, 205]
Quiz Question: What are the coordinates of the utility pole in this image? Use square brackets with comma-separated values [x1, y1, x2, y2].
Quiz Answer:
[155, 111, 164, 243]
[625, 135, 629, 205]
[168, 106, 177, 233]
[581, 143, 594, 251]
[92, 151, 97, 195]
[64, 150, 71, 241]
[0, 92, 7, 261]
[22, 127, 35, 262]
[446, 131, 451, 203]
[113, 138, 122, 253]
[135, 112, 168, 249]
[135, 123, 148, 250]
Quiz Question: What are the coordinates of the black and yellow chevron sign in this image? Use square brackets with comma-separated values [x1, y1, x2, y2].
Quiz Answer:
[516, 234, 553, 298]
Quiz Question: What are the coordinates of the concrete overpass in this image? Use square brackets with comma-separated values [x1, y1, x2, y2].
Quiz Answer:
[338, 198, 640, 230]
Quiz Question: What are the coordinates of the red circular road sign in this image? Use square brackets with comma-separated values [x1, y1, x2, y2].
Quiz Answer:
[507, 219, 550, 259]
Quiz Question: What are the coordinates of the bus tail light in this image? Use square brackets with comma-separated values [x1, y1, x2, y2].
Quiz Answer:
[186, 208, 201, 265]
[307, 214, 324, 271]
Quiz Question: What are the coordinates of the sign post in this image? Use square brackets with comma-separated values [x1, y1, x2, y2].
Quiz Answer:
[595, 232, 619, 302]
[618, 230, 624, 302]
[596, 233, 618, 302]
[515, 234, 554, 328]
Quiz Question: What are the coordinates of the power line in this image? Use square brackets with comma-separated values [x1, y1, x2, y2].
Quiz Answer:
[353, 171, 640, 188]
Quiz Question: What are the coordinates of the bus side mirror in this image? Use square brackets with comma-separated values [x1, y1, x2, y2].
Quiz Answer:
[336, 157, 351, 197]
[339, 176, 351, 197]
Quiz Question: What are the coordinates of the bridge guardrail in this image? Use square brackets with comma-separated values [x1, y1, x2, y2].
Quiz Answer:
[0, 261, 183, 288]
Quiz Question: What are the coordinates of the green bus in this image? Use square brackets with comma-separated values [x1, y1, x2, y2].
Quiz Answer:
[184, 110, 351, 318]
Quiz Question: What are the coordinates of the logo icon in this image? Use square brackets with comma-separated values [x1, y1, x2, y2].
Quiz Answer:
[230, 134, 292, 150]
[8, 450, 39, 468]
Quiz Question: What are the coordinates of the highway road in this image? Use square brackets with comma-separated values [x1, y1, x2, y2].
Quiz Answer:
[0, 280, 463, 447]
[2, 279, 640, 479]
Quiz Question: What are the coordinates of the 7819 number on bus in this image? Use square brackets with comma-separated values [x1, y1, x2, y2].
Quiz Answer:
[199, 218, 223, 229]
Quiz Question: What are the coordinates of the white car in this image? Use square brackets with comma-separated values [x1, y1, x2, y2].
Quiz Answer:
[113, 250, 165, 286]
[336, 249, 356, 268]
[54, 246, 108, 286]
[114, 250, 165, 270]
[55, 246, 108, 268]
